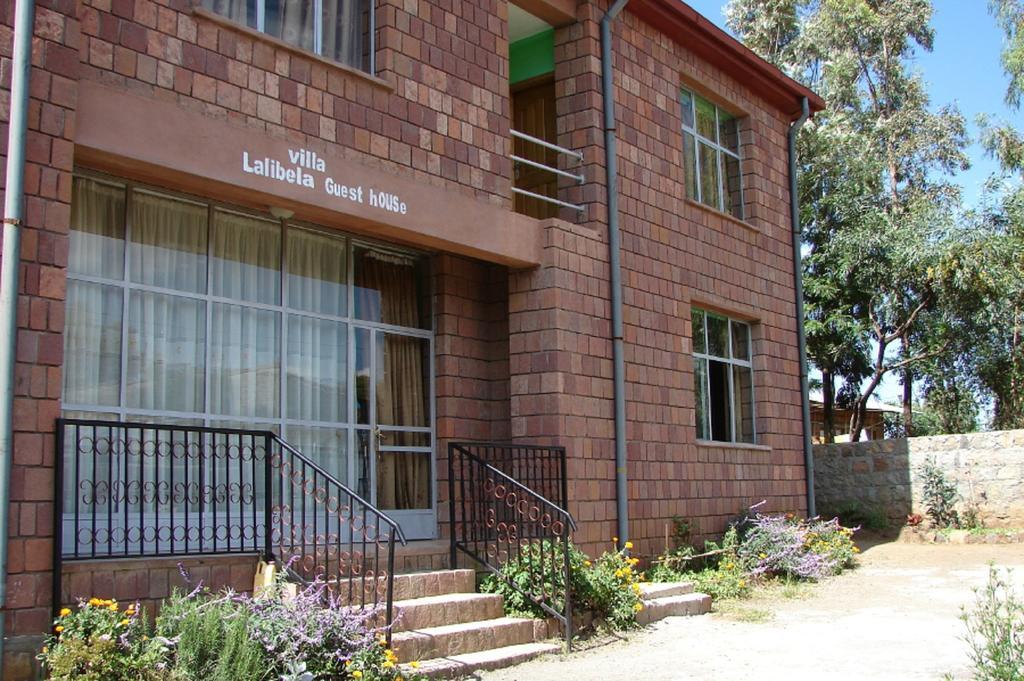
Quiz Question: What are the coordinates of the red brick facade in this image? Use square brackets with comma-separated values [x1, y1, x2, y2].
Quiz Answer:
[0, 0, 813, 673]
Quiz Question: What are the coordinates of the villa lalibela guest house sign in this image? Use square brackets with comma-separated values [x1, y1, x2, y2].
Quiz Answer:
[242, 146, 409, 215]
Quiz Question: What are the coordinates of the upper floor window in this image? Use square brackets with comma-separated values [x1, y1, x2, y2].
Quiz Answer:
[692, 308, 754, 444]
[681, 89, 744, 219]
[203, 0, 370, 71]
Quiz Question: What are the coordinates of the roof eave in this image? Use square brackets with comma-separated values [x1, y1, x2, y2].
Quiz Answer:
[628, 0, 825, 120]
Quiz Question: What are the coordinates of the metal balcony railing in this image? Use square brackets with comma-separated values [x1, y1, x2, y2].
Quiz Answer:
[510, 129, 585, 213]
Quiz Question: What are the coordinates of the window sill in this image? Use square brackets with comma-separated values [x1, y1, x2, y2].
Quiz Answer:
[685, 198, 761, 235]
[695, 439, 772, 452]
[192, 8, 395, 93]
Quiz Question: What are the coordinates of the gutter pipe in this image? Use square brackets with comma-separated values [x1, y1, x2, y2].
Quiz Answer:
[788, 96, 815, 517]
[601, 0, 630, 548]
[0, 0, 37, 672]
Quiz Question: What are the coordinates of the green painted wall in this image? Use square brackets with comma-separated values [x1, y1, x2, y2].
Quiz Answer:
[510, 29, 554, 85]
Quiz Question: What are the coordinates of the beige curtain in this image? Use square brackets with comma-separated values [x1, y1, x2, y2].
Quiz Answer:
[211, 210, 280, 305]
[356, 251, 430, 510]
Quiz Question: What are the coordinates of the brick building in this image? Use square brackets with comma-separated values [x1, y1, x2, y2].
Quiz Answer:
[0, 0, 822, 673]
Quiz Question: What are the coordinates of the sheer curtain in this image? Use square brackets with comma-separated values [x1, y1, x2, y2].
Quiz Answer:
[322, 0, 364, 67]
[266, 0, 315, 52]
[129, 192, 207, 293]
[203, 0, 256, 28]
[211, 210, 281, 305]
[356, 251, 430, 510]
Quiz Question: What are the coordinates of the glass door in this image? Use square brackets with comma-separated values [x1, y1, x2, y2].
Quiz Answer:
[355, 327, 434, 539]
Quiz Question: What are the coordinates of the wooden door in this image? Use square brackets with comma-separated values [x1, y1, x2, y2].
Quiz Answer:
[512, 80, 558, 219]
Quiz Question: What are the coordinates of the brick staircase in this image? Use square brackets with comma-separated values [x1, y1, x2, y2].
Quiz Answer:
[388, 570, 711, 678]
[390, 569, 560, 679]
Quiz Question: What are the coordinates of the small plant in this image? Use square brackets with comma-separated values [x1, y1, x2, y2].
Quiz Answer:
[960, 566, 1024, 680]
[919, 456, 961, 528]
[481, 538, 645, 630]
[739, 513, 857, 580]
[39, 598, 172, 681]
[907, 513, 924, 527]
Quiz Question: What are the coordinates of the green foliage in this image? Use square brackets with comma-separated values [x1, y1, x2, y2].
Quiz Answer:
[39, 598, 172, 681]
[919, 456, 961, 528]
[960, 566, 1024, 680]
[480, 539, 644, 630]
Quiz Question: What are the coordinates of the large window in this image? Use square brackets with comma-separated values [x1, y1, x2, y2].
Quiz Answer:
[63, 174, 433, 509]
[692, 308, 754, 443]
[681, 88, 744, 219]
[203, 0, 370, 71]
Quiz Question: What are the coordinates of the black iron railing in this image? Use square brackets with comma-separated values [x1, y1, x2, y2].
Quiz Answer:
[447, 442, 576, 648]
[54, 418, 406, 638]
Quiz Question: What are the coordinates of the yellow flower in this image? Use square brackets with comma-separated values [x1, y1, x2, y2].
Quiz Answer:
[54, 625, 64, 633]
[383, 660, 395, 669]
[758, 553, 767, 560]
[410, 661, 421, 669]
[120, 619, 130, 627]
[631, 583, 641, 594]
[345, 660, 353, 667]
[88, 598, 101, 607]
[852, 546, 860, 553]
[583, 560, 591, 567]
[612, 537, 619, 544]
[59, 608, 71, 617]
[624, 541, 634, 550]
[725, 562, 734, 570]
[108, 604, 118, 612]
[739, 580, 746, 588]
[352, 672, 363, 679]
[633, 603, 643, 612]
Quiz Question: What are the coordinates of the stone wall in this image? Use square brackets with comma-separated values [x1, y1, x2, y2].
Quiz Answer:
[813, 430, 1024, 528]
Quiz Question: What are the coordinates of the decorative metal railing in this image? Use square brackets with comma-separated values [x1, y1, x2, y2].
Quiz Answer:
[510, 129, 585, 213]
[447, 442, 576, 648]
[54, 418, 406, 637]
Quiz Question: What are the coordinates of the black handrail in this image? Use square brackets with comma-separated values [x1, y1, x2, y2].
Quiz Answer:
[448, 442, 576, 649]
[54, 418, 406, 640]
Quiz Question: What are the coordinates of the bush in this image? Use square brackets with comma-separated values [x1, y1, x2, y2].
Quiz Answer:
[740, 513, 858, 580]
[961, 567, 1024, 681]
[919, 456, 961, 528]
[480, 539, 644, 630]
[42, 574, 428, 681]
[39, 598, 172, 681]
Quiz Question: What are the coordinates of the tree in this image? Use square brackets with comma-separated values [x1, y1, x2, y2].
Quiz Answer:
[726, 0, 971, 440]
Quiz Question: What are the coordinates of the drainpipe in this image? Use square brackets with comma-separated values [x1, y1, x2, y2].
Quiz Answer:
[788, 96, 815, 517]
[601, 0, 630, 549]
[0, 0, 37, 671]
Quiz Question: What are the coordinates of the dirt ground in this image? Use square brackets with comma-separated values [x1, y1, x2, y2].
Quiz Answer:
[476, 539, 1024, 681]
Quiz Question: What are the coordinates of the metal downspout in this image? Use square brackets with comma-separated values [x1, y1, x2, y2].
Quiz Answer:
[0, 0, 37, 672]
[788, 96, 815, 517]
[601, 0, 630, 548]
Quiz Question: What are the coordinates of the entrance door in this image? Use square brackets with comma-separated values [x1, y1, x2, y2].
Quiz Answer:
[355, 327, 435, 539]
[512, 79, 558, 219]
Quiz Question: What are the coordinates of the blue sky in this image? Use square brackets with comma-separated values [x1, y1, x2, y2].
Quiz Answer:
[686, 0, 1020, 207]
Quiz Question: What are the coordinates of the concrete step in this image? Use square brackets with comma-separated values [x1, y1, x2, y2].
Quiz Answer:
[637, 592, 712, 625]
[392, 569, 476, 601]
[392, 592, 505, 632]
[391, 616, 539, 662]
[638, 581, 694, 600]
[401, 641, 562, 679]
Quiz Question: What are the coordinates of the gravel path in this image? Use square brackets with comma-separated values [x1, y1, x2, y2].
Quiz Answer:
[476, 540, 1024, 681]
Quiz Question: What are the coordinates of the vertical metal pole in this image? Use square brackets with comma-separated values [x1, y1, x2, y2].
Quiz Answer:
[447, 443, 456, 569]
[264, 433, 273, 560]
[0, 0, 37, 670]
[385, 526, 395, 645]
[51, 421, 65, 618]
[563, 532, 572, 652]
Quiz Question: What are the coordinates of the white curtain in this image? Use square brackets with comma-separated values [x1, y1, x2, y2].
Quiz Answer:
[287, 228, 347, 316]
[69, 177, 124, 278]
[211, 210, 280, 305]
[287, 316, 346, 423]
[64, 282, 123, 406]
[210, 303, 280, 418]
[129, 192, 207, 293]
[125, 291, 206, 412]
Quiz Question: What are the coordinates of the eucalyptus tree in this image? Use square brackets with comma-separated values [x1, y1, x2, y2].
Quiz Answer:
[726, 0, 971, 440]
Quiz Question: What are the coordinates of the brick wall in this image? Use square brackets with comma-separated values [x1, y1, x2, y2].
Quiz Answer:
[508, 0, 807, 557]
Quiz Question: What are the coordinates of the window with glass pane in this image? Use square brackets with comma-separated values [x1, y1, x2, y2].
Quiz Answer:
[63, 175, 433, 503]
[202, 0, 370, 71]
[680, 88, 744, 219]
[691, 308, 755, 443]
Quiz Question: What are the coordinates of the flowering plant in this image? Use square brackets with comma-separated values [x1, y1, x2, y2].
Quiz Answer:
[738, 512, 858, 580]
[39, 598, 171, 681]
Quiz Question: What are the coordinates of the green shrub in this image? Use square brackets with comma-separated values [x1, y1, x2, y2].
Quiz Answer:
[821, 501, 889, 531]
[920, 456, 961, 528]
[961, 567, 1024, 680]
[481, 539, 644, 630]
[39, 598, 172, 681]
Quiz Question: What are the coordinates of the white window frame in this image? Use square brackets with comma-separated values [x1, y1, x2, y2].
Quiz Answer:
[681, 88, 745, 219]
[692, 308, 756, 444]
